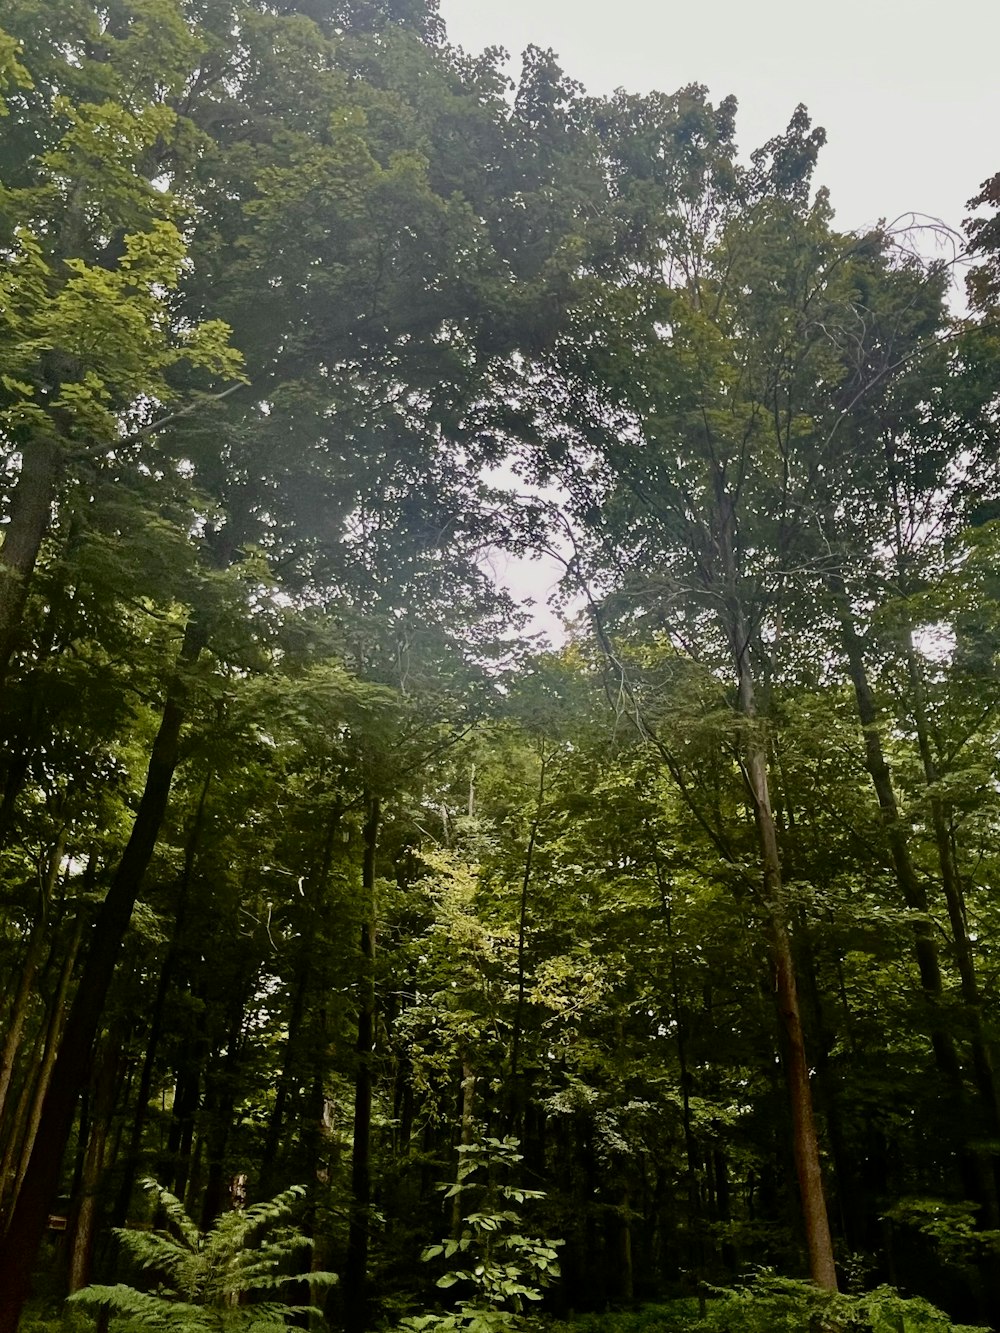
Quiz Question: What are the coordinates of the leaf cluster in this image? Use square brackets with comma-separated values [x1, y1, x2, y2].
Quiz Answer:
[68, 1179, 337, 1333]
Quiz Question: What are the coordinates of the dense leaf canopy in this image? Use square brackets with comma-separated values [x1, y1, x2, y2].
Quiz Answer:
[1, 3, 1000, 1333]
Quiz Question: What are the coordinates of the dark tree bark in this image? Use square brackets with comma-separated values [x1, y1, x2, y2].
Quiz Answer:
[343, 796, 380, 1333]
[451, 1060, 476, 1239]
[67, 1032, 122, 1293]
[903, 634, 1000, 1140]
[259, 961, 311, 1194]
[165, 1062, 200, 1205]
[0, 911, 83, 1231]
[508, 747, 545, 1141]
[831, 581, 959, 1062]
[0, 833, 65, 1128]
[199, 1042, 241, 1228]
[614, 1182, 634, 1304]
[199, 943, 258, 1230]
[260, 811, 340, 1197]
[654, 856, 705, 1278]
[0, 437, 61, 687]
[112, 771, 212, 1228]
[829, 576, 997, 1219]
[0, 621, 202, 1333]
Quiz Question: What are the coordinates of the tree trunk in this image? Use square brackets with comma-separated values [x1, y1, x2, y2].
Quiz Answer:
[200, 958, 256, 1230]
[199, 1061, 238, 1229]
[259, 961, 310, 1194]
[344, 796, 380, 1333]
[67, 1033, 121, 1292]
[112, 772, 211, 1228]
[831, 582, 959, 1059]
[903, 633, 1000, 1135]
[511, 748, 545, 1130]
[709, 459, 837, 1291]
[725, 576, 837, 1291]
[655, 863, 704, 1279]
[260, 813, 339, 1197]
[768, 913, 837, 1289]
[451, 1060, 476, 1238]
[0, 621, 202, 1332]
[795, 912, 860, 1252]
[0, 911, 83, 1231]
[0, 833, 65, 1128]
[829, 578, 995, 1216]
[0, 437, 61, 686]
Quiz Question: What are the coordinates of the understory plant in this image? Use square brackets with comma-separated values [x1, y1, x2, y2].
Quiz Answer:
[693, 1271, 987, 1332]
[550, 1277, 987, 1333]
[399, 1137, 563, 1333]
[68, 1179, 337, 1332]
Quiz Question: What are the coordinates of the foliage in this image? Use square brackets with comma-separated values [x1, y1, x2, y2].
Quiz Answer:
[552, 1284, 987, 1333]
[68, 1180, 337, 1332]
[3, 0, 1000, 1330]
[398, 1138, 562, 1333]
[691, 1273, 988, 1332]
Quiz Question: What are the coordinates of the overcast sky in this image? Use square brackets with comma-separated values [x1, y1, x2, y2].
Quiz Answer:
[437, 0, 999, 636]
[439, 0, 997, 246]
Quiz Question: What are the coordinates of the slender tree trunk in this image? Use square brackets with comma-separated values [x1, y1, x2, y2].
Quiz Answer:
[830, 577, 1000, 1220]
[451, 1061, 476, 1238]
[397, 1052, 414, 1159]
[725, 579, 837, 1291]
[882, 438, 999, 1126]
[903, 632, 1000, 1231]
[902, 633, 1000, 1135]
[344, 796, 380, 1333]
[757, 746, 837, 1285]
[0, 437, 61, 687]
[655, 864, 703, 1279]
[795, 913, 859, 1251]
[260, 963, 310, 1192]
[615, 1182, 634, 1304]
[586, 491, 837, 1288]
[768, 913, 837, 1289]
[307, 1085, 338, 1330]
[200, 944, 257, 1230]
[713, 1148, 737, 1270]
[0, 912, 83, 1231]
[159, 977, 210, 1203]
[831, 582, 959, 1055]
[67, 1034, 121, 1293]
[261, 813, 339, 1197]
[0, 833, 65, 1127]
[0, 621, 202, 1333]
[511, 748, 545, 1125]
[11, 923, 84, 1211]
[200, 1027, 245, 1228]
[764, 831, 835, 1284]
[112, 772, 211, 1228]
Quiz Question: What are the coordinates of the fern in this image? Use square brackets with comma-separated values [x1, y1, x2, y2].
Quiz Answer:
[692, 1272, 988, 1332]
[68, 1179, 337, 1333]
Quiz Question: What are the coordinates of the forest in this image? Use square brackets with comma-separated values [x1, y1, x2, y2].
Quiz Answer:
[3, 0, 1000, 1330]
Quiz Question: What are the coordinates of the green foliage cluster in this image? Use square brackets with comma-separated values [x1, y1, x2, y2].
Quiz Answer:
[68, 1180, 336, 1333]
[695, 1274, 988, 1333]
[554, 1280, 988, 1333]
[402, 1138, 562, 1333]
[4, 1, 1000, 1332]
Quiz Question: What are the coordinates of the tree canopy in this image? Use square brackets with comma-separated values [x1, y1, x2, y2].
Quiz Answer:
[2, 3, 1000, 1332]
